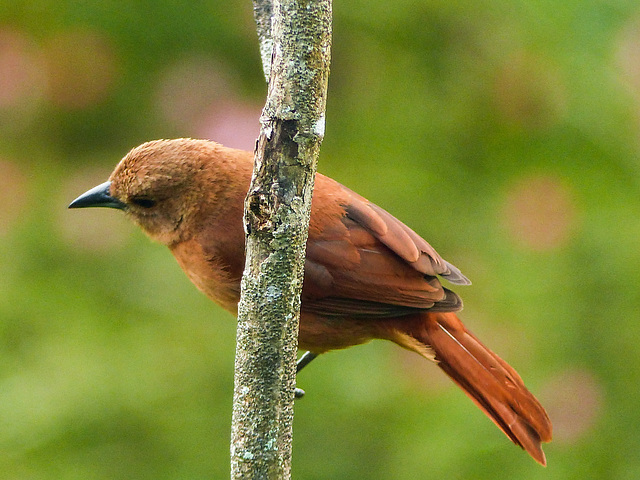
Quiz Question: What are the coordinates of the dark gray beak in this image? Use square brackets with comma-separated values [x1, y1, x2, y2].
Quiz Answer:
[68, 181, 126, 210]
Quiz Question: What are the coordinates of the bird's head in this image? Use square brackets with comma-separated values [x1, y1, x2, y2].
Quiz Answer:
[69, 138, 229, 245]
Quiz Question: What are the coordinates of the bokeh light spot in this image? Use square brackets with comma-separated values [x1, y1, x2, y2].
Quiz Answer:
[502, 174, 578, 251]
[0, 160, 30, 237]
[155, 56, 230, 129]
[154, 56, 260, 150]
[43, 29, 118, 109]
[194, 100, 260, 151]
[616, 18, 640, 97]
[0, 28, 46, 109]
[540, 368, 603, 444]
[615, 17, 640, 144]
[493, 52, 567, 129]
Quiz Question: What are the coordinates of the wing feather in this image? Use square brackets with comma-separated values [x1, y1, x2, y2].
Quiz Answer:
[301, 174, 469, 317]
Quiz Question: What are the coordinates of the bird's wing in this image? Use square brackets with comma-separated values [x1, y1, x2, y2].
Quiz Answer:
[302, 175, 469, 318]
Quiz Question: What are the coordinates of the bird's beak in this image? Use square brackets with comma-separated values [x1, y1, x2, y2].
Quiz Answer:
[68, 181, 126, 210]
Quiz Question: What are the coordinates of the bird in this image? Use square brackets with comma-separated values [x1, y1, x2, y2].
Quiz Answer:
[69, 138, 552, 465]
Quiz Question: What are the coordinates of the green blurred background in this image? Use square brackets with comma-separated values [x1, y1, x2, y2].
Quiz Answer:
[1, 0, 639, 478]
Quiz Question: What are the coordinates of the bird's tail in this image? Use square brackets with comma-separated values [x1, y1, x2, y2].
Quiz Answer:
[391, 311, 552, 465]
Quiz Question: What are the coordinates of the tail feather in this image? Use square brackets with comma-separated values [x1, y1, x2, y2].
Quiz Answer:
[397, 312, 552, 465]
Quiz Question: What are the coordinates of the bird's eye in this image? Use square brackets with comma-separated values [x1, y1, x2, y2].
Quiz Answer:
[130, 196, 157, 208]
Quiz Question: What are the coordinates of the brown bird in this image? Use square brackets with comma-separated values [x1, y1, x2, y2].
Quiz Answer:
[69, 138, 552, 465]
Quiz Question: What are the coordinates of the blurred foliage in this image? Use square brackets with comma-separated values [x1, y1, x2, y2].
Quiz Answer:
[1, 0, 640, 478]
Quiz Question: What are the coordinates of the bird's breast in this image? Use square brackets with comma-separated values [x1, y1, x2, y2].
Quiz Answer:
[170, 238, 241, 314]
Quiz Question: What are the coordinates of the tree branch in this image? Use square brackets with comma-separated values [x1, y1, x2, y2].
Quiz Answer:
[230, 0, 332, 478]
[253, 0, 273, 81]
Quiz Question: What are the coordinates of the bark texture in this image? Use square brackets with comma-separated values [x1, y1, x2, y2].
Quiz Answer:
[230, 0, 332, 478]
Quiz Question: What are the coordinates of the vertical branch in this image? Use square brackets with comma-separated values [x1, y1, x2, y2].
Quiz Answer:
[230, 0, 332, 479]
[253, 0, 273, 81]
